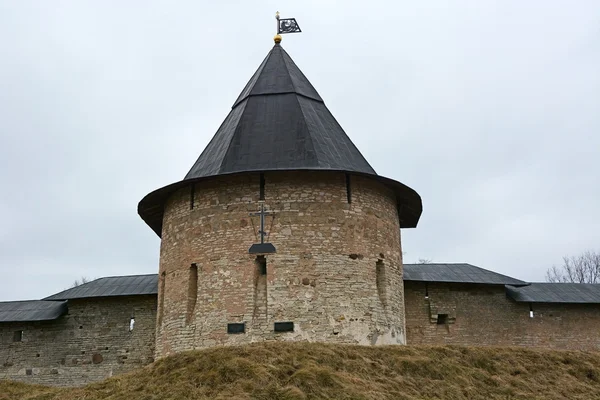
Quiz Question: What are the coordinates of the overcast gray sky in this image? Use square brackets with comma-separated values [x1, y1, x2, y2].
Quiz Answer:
[1, 1, 598, 301]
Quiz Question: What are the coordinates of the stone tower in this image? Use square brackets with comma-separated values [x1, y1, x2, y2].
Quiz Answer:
[138, 39, 422, 358]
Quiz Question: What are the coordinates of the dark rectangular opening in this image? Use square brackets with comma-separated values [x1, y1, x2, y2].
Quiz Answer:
[227, 322, 246, 334]
[274, 322, 294, 332]
[259, 173, 265, 200]
[376, 260, 387, 307]
[437, 314, 448, 325]
[190, 184, 195, 210]
[186, 263, 198, 324]
[13, 330, 23, 342]
[158, 271, 166, 326]
[345, 173, 352, 203]
[256, 255, 267, 276]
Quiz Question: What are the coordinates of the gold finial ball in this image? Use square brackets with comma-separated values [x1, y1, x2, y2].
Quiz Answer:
[274, 34, 282, 44]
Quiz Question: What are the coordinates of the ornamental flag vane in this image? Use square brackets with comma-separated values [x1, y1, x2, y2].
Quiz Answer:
[275, 11, 301, 35]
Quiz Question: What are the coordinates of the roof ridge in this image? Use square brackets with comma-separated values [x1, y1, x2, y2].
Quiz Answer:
[0, 299, 64, 304]
[43, 277, 100, 299]
[231, 47, 276, 108]
[216, 100, 249, 175]
[280, 44, 298, 96]
[279, 46, 323, 103]
[404, 263, 474, 265]
[98, 273, 158, 279]
[522, 282, 600, 285]
[293, 91, 319, 169]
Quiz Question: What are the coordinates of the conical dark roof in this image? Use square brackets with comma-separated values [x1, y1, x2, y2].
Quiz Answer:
[184, 44, 376, 179]
[139, 43, 422, 236]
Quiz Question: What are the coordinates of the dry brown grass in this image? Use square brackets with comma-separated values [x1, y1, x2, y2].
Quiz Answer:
[4, 343, 600, 399]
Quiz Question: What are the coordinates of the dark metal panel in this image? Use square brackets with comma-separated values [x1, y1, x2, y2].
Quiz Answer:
[246, 48, 295, 96]
[403, 263, 527, 286]
[233, 44, 322, 107]
[506, 283, 600, 304]
[220, 94, 319, 173]
[184, 102, 248, 179]
[0, 300, 68, 322]
[232, 50, 274, 107]
[227, 322, 246, 334]
[297, 96, 376, 173]
[44, 274, 158, 301]
[280, 46, 322, 102]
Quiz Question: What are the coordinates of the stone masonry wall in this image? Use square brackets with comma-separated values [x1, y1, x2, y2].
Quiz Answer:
[0, 295, 156, 386]
[404, 281, 600, 350]
[156, 171, 404, 357]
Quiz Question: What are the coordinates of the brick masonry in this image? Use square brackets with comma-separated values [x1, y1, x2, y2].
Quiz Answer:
[4, 167, 600, 386]
[404, 281, 600, 350]
[0, 295, 156, 387]
[156, 171, 405, 357]
[4, 280, 600, 387]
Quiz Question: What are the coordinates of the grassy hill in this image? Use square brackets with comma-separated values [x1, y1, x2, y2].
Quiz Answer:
[3, 343, 600, 399]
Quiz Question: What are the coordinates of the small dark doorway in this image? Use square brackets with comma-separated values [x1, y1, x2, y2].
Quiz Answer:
[256, 256, 267, 275]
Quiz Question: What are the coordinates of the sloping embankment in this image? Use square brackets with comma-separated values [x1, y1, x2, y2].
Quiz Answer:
[3, 342, 600, 399]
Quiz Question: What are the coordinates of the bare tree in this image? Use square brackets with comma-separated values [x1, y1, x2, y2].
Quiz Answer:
[71, 276, 90, 288]
[546, 251, 600, 283]
[418, 258, 432, 264]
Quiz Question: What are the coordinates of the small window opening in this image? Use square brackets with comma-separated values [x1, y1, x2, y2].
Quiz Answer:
[376, 260, 387, 307]
[256, 256, 267, 276]
[345, 174, 352, 203]
[186, 263, 199, 324]
[425, 283, 429, 299]
[158, 271, 166, 326]
[227, 322, 246, 334]
[129, 317, 135, 332]
[13, 330, 23, 342]
[437, 314, 448, 325]
[259, 173, 265, 200]
[190, 184, 195, 210]
[274, 321, 294, 332]
[529, 304, 534, 318]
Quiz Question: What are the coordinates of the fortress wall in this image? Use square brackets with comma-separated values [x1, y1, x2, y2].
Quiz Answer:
[404, 281, 600, 350]
[4, 279, 600, 387]
[0, 295, 156, 387]
[156, 171, 404, 357]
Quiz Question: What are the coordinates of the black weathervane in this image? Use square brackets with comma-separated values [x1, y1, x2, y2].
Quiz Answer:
[275, 11, 301, 35]
[249, 203, 276, 254]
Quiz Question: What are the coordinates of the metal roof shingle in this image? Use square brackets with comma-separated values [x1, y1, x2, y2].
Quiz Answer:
[403, 263, 527, 286]
[43, 274, 158, 301]
[506, 283, 600, 303]
[0, 300, 68, 322]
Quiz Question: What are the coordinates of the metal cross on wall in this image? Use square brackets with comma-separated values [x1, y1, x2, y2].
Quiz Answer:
[248, 203, 276, 254]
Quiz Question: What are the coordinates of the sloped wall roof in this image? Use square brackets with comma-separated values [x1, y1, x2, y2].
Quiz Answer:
[0, 300, 67, 322]
[403, 263, 527, 286]
[44, 274, 157, 301]
[506, 283, 600, 303]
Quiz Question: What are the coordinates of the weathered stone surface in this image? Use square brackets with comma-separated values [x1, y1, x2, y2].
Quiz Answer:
[404, 281, 600, 350]
[0, 295, 156, 386]
[156, 171, 405, 357]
